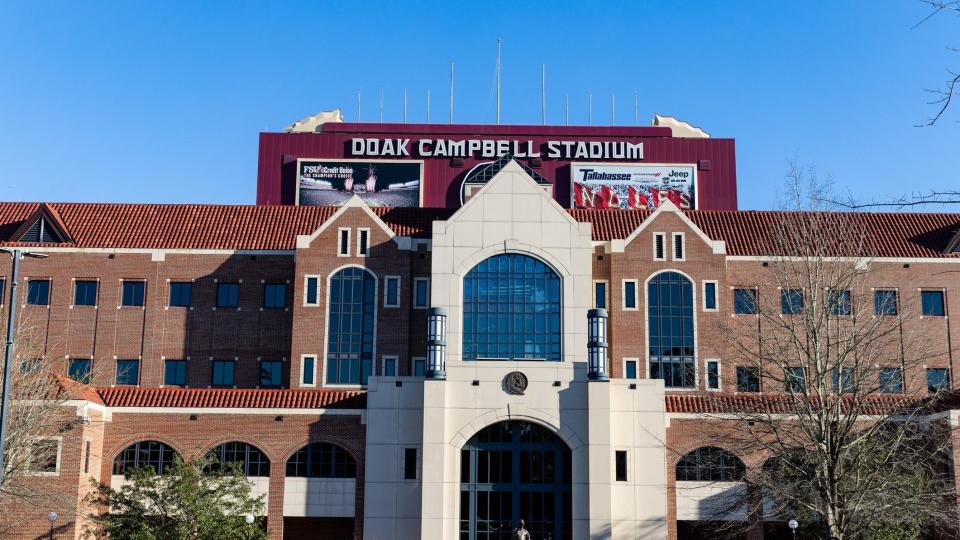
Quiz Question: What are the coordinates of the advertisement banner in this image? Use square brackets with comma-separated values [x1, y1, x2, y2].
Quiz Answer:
[571, 163, 696, 210]
[296, 159, 422, 207]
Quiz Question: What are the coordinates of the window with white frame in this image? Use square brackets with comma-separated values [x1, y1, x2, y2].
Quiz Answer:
[653, 232, 666, 261]
[381, 355, 398, 376]
[706, 359, 721, 391]
[384, 276, 401, 307]
[413, 278, 430, 309]
[672, 232, 685, 261]
[412, 357, 426, 377]
[26, 438, 61, 475]
[622, 280, 638, 310]
[593, 280, 608, 309]
[624, 358, 638, 379]
[702, 280, 718, 312]
[303, 276, 320, 306]
[300, 355, 317, 387]
[337, 228, 351, 257]
[357, 228, 370, 257]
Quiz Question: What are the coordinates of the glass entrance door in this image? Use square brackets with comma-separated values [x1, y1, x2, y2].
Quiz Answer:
[459, 421, 572, 540]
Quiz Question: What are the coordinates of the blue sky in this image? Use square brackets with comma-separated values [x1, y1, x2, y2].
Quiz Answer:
[1, 1, 957, 210]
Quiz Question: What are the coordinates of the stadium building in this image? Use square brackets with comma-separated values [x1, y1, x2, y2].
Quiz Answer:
[1, 115, 958, 539]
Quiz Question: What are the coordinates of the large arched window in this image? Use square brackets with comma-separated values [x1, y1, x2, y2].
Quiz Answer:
[113, 440, 177, 475]
[205, 441, 271, 477]
[286, 442, 356, 478]
[326, 267, 376, 385]
[675, 447, 745, 482]
[463, 254, 561, 361]
[648, 271, 695, 388]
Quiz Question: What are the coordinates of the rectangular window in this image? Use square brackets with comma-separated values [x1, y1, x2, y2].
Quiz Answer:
[404, 448, 417, 480]
[624, 359, 637, 379]
[384, 276, 400, 307]
[357, 228, 370, 257]
[164, 359, 186, 386]
[169, 282, 192, 307]
[68, 358, 91, 384]
[216, 282, 239, 308]
[736, 366, 760, 392]
[733, 288, 757, 315]
[653, 232, 666, 261]
[212, 359, 235, 387]
[260, 360, 282, 387]
[706, 360, 720, 390]
[115, 359, 140, 386]
[121, 281, 145, 307]
[304, 276, 319, 306]
[301, 356, 316, 386]
[338, 228, 351, 256]
[615, 450, 628, 482]
[874, 290, 898, 316]
[594, 281, 608, 309]
[833, 368, 854, 393]
[673, 233, 685, 261]
[0, 278, 5, 304]
[703, 281, 717, 311]
[414, 278, 429, 308]
[921, 290, 945, 316]
[74, 280, 98, 306]
[26, 279, 50, 305]
[879, 367, 903, 394]
[382, 355, 397, 376]
[413, 357, 426, 377]
[786, 367, 806, 393]
[829, 289, 852, 316]
[781, 289, 804, 315]
[27, 439, 60, 474]
[263, 283, 287, 309]
[84, 440, 91, 474]
[927, 368, 949, 393]
[623, 280, 637, 310]
[650, 358, 696, 388]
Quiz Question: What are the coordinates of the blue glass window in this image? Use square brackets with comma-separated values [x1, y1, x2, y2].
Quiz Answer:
[462, 254, 561, 361]
[217, 283, 239, 308]
[302, 356, 315, 385]
[733, 288, 756, 314]
[703, 282, 717, 310]
[326, 268, 375, 384]
[625, 360, 637, 379]
[74, 280, 98, 306]
[260, 360, 282, 387]
[26, 279, 50, 305]
[115, 359, 139, 385]
[263, 283, 286, 309]
[122, 281, 145, 307]
[169, 282, 192, 307]
[164, 359, 186, 386]
[927, 368, 949, 393]
[781, 289, 804, 315]
[212, 359, 235, 387]
[879, 367, 903, 394]
[829, 289, 852, 316]
[874, 290, 898, 316]
[68, 358, 91, 383]
[922, 290, 945, 316]
[648, 272, 695, 388]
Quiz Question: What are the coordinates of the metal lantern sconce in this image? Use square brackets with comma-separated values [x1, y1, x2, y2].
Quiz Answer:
[426, 307, 447, 379]
[587, 308, 609, 381]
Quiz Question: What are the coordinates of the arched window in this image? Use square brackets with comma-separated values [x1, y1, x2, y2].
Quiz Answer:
[463, 254, 561, 361]
[113, 440, 177, 475]
[286, 442, 356, 478]
[326, 267, 376, 385]
[648, 271, 696, 388]
[205, 441, 271, 477]
[675, 447, 745, 482]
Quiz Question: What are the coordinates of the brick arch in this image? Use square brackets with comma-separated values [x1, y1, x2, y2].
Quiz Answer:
[199, 437, 274, 463]
[670, 442, 746, 467]
[279, 436, 363, 466]
[107, 435, 185, 464]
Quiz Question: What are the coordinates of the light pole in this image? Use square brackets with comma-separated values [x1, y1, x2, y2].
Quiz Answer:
[244, 513, 255, 539]
[47, 511, 57, 539]
[0, 248, 47, 487]
[788, 518, 799, 539]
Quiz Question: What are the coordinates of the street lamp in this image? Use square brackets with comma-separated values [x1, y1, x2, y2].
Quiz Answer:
[788, 518, 799, 539]
[0, 248, 47, 488]
[244, 513, 255, 539]
[47, 511, 57, 539]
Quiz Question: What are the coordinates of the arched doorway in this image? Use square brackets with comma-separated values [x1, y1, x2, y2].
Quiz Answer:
[459, 420, 571, 540]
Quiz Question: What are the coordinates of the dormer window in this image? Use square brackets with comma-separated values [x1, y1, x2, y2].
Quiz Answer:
[13, 204, 71, 244]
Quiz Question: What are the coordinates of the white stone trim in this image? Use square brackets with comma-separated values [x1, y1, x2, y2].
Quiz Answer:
[652, 232, 666, 261]
[705, 359, 721, 391]
[620, 199, 726, 255]
[592, 280, 609, 309]
[295, 194, 397, 249]
[300, 354, 317, 387]
[621, 279, 638, 310]
[337, 227, 351, 257]
[413, 277, 430, 309]
[383, 275, 401, 308]
[672, 232, 686, 261]
[356, 227, 370, 257]
[702, 280, 719, 312]
[303, 275, 321, 306]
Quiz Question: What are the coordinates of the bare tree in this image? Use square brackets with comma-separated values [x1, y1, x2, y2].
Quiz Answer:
[0, 310, 99, 533]
[915, 1, 960, 127]
[699, 167, 958, 539]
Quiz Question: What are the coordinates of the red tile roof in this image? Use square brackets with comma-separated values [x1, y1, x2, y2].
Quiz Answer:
[0, 202, 957, 257]
[665, 393, 921, 415]
[96, 387, 366, 409]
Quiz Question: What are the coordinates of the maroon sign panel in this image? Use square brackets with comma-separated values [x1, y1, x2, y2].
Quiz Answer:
[256, 123, 738, 210]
